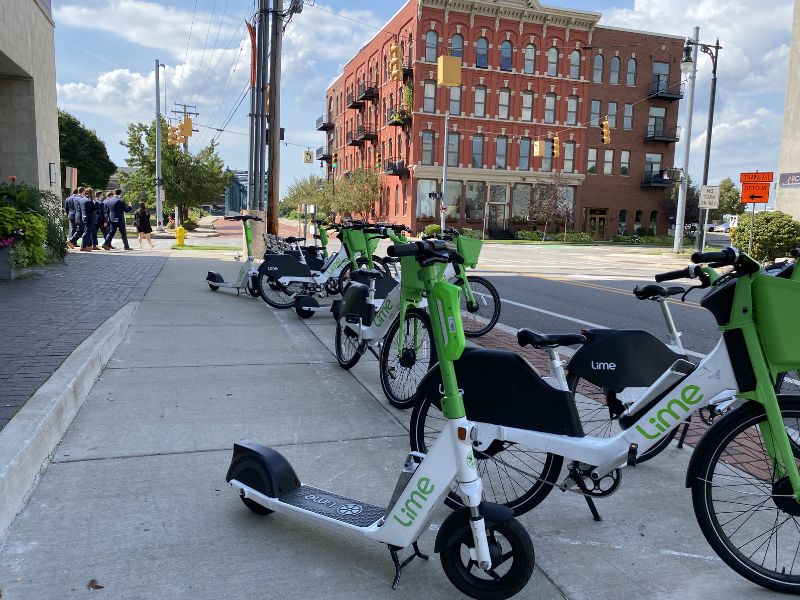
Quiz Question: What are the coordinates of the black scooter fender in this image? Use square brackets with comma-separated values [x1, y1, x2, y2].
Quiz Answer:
[434, 502, 513, 553]
[260, 253, 313, 280]
[226, 441, 301, 498]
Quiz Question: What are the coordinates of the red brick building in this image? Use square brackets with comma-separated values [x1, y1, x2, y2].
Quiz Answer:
[315, 0, 684, 238]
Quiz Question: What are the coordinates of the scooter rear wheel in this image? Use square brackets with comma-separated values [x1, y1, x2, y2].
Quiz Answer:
[208, 283, 219, 291]
[335, 319, 366, 369]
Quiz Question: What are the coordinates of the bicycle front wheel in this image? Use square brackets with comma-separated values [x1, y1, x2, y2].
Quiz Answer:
[410, 395, 563, 516]
[378, 307, 436, 409]
[461, 275, 501, 338]
[691, 397, 800, 593]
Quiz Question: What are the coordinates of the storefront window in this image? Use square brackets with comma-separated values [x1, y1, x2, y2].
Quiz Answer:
[445, 180, 461, 219]
[416, 179, 437, 218]
[512, 183, 532, 220]
[465, 181, 486, 220]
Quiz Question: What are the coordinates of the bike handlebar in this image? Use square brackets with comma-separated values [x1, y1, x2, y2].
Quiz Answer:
[387, 239, 448, 258]
[655, 267, 692, 283]
[691, 247, 737, 266]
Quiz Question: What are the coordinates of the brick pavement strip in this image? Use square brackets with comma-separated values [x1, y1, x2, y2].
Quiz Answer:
[0, 252, 166, 430]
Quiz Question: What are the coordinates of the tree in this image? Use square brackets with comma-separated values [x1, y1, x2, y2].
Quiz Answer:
[120, 118, 231, 222]
[730, 211, 800, 261]
[335, 168, 383, 219]
[282, 175, 334, 218]
[58, 110, 116, 190]
[708, 177, 745, 222]
[530, 173, 572, 240]
[669, 175, 700, 226]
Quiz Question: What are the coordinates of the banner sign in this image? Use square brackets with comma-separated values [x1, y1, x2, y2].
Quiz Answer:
[779, 172, 800, 188]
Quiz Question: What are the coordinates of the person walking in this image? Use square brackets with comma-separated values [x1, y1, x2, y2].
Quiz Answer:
[64, 188, 79, 249]
[133, 203, 154, 249]
[93, 191, 108, 249]
[103, 189, 133, 250]
[74, 188, 96, 251]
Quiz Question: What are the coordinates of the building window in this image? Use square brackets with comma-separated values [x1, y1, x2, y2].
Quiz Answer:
[587, 148, 597, 174]
[626, 58, 637, 86]
[495, 136, 508, 169]
[476, 37, 488, 68]
[472, 134, 484, 167]
[474, 85, 486, 117]
[607, 101, 617, 128]
[519, 137, 531, 170]
[524, 44, 536, 74]
[648, 106, 666, 136]
[391, 186, 397, 217]
[544, 93, 556, 123]
[652, 61, 669, 91]
[623, 103, 633, 130]
[447, 132, 459, 167]
[512, 183, 532, 219]
[521, 92, 533, 121]
[603, 149, 614, 175]
[592, 54, 603, 83]
[569, 50, 581, 79]
[402, 182, 407, 215]
[547, 47, 558, 76]
[563, 141, 575, 173]
[618, 209, 627, 234]
[498, 87, 511, 119]
[421, 131, 434, 165]
[449, 86, 462, 115]
[451, 33, 464, 58]
[416, 179, 437, 218]
[566, 96, 578, 125]
[634, 209, 643, 230]
[590, 99, 601, 126]
[425, 30, 438, 62]
[650, 210, 658, 233]
[610, 56, 620, 84]
[465, 181, 485, 220]
[445, 180, 461, 219]
[542, 139, 553, 171]
[645, 152, 662, 175]
[423, 80, 436, 113]
[620, 150, 630, 176]
[500, 41, 513, 71]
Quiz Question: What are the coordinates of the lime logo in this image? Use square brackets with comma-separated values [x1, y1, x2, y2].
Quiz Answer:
[374, 297, 394, 327]
[392, 477, 435, 527]
[466, 451, 476, 469]
[635, 384, 704, 440]
[337, 503, 363, 516]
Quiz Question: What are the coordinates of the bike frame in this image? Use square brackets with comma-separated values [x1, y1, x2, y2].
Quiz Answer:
[276, 244, 350, 287]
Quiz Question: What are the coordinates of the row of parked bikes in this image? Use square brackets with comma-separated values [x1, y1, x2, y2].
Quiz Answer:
[210, 214, 800, 599]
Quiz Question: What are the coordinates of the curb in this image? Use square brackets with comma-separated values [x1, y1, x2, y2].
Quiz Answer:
[0, 301, 138, 542]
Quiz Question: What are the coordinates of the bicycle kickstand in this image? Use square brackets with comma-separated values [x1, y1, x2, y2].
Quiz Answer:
[676, 417, 692, 449]
[584, 495, 602, 522]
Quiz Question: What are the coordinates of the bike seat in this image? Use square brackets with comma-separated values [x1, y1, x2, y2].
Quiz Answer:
[284, 236, 303, 244]
[633, 284, 685, 300]
[355, 268, 383, 280]
[517, 328, 587, 349]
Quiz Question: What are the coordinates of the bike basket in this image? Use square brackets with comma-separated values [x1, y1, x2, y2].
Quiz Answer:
[344, 229, 368, 255]
[430, 280, 466, 361]
[752, 272, 800, 369]
[400, 256, 425, 296]
[456, 236, 482, 268]
[366, 232, 380, 256]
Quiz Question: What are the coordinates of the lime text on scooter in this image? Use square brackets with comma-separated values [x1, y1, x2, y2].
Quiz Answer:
[392, 477, 435, 527]
[635, 384, 704, 440]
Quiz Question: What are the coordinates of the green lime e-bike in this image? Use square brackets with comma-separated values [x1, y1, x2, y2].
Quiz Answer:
[226, 239, 536, 599]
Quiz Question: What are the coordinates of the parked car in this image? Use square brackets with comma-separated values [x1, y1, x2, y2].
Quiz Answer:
[713, 222, 732, 233]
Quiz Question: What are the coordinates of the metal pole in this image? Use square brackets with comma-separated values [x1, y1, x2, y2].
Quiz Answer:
[695, 39, 720, 252]
[155, 59, 164, 232]
[748, 201, 756, 255]
[673, 26, 699, 253]
[266, 0, 283, 232]
[246, 17, 258, 213]
[254, 0, 268, 212]
[440, 111, 450, 230]
[700, 207, 709, 251]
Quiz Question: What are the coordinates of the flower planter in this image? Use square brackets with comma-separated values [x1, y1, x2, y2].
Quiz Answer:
[0, 246, 30, 280]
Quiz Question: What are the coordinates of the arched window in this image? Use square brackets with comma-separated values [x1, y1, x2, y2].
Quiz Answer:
[524, 44, 536, 74]
[569, 50, 581, 79]
[634, 209, 643, 230]
[500, 40, 513, 71]
[451, 33, 463, 58]
[649, 210, 658, 234]
[476, 37, 488, 68]
[592, 54, 603, 83]
[425, 30, 438, 62]
[618, 209, 628, 235]
[327, 97, 333, 122]
[547, 47, 558, 76]
[626, 58, 637, 86]
[610, 56, 621, 84]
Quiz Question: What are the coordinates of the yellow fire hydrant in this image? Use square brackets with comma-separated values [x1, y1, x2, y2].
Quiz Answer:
[175, 225, 187, 247]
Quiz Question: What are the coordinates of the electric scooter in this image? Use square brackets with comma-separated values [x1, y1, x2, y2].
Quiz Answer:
[206, 215, 262, 297]
[226, 239, 536, 599]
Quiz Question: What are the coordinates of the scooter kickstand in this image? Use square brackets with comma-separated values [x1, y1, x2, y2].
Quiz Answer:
[676, 417, 692, 449]
[388, 542, 429, 589]
[584, 495, 602, 522]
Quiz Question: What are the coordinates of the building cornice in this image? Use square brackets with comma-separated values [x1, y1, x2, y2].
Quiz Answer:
[412, 164, 586, 186]
[420, 0, 601, 31]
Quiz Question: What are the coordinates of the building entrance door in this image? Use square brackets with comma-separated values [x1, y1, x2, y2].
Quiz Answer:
[586, 208, 607, 239]
[487, 203, 506, 230]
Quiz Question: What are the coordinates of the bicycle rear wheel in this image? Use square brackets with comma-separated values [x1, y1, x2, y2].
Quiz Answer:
[460, 276, 501, 338]
[691, 397, 800, 593]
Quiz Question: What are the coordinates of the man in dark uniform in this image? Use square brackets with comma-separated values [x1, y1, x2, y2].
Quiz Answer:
[93, 191, 108, 249]
[68, 187, 89, 249]
[64, 188, 79, 249]
[102, 189, 133, 250]
[75, 191, 96, 251]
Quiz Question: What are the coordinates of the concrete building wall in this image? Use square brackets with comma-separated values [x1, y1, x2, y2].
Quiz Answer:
[0, 0, 60, 193]
[776, 1, 800, 220]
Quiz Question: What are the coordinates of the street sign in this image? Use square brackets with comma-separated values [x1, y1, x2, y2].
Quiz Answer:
[699, 185, 720, 209]
[740, 171, 774, 183]
[303, 150, 313, 164]
[741, 182, 770, 203]
[158, 188, 165, 203]
[440, 203, 448, 214]
[730, 215, 739, 228]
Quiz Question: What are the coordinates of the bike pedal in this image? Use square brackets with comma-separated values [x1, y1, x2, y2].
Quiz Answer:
[627, 443, 638, 467]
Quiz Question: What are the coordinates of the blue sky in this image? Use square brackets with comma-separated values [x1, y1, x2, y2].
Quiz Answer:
[54, 0, 793, 200]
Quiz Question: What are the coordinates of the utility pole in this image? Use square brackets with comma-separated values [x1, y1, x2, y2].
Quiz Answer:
[440, 111, 450, 230]
[171, 102, 199, 225]
[265, 0, 283, 233]
[246, 18, 258, 211]
[252, 0, 269, 212]
[154, 59, 164, 232]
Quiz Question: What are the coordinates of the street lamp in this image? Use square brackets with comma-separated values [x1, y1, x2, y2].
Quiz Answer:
[681, 36, 722, 251]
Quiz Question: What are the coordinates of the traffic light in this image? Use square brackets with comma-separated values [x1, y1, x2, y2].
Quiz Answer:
[178, 116, 193, 138]
[167, 126, 178, 145]
[375, 151, 382, 168]
[600, 118, 611, 144]
[552, 136, 560, 158]
[390, 43, 402, 82]
[332, 152, 338, 169]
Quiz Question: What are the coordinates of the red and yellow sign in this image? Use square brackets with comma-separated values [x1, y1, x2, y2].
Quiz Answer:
[740, 172, 774, 183]
[741, 182, 770, 203]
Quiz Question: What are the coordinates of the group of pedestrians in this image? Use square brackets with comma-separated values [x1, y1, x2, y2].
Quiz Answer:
[64, 187, 155, 251]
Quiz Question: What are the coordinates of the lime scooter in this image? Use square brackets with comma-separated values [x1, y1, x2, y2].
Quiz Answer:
[226, 239, 536, 599]
[206, 215, 262, 297]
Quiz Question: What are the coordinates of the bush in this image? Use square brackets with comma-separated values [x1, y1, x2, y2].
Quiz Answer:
[515, 230, 539, 241]
[638, 235, 673, 245]
[610, 234, 642, 244]
[560, 231, 595, 243]
[0, 183, 67, 261]
[635, 226, 656, 237]
[731, 211, 800, 261]
[0, 205, 47, 267]
[181, 217, 198, 231]
[423, 224, 442, 237]
[459, 227, 483, 239]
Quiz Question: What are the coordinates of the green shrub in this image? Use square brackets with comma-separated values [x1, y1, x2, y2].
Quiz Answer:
[638, 235, 673, 245]
[423, 224, 442, 237]
[0, 205, 47, 267]
[0, 183, 67, 261]
[731, 211, 800, 261]
[610, 234, 642, 244]
[635, 226, 655, 237]
[560, 231, 595, 243]
[459, 227, 483, 239]
[515, 230, 539, 241]
[181, 217, 198, 231]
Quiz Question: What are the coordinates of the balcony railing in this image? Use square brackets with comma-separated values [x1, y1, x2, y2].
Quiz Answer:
[649, 78, 684, 100]
[357, 81, 378, 102]
[346, 91, 364, 110]
[316, 115, 334, 131]
[645, 124, 681, 143]
[386, 108, 412, 127]
[356, 124, 378, 142]
[346, 130, 363, 147]
[384, 159, 410, 177]
[315, 146, 332, 162]
[641, 170, 677, 188]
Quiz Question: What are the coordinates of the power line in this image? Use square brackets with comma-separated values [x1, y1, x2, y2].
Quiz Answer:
[186, 0, 218, 106]
[175, 0, 199, 102]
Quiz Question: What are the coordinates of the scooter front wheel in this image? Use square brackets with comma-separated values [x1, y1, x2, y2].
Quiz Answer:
[335, 319, 366, 369]
[440, 517, 534, 600]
